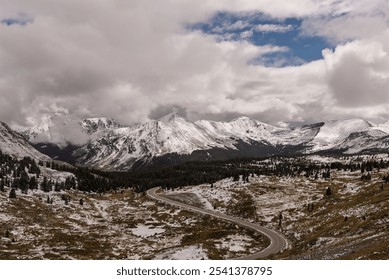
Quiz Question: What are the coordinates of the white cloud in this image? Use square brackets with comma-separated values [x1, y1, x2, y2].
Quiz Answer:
[215, 20, 251, 32]
[323, 39, 389, 107]
[240, 30, 253, 39]
[203, 0, 339, 18]
[300, 0, 389, 44]
[0, 0, 389, 134]
[254, 24, 294, 33]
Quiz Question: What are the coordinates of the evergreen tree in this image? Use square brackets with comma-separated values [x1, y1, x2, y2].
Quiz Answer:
[9, 188, 16, 199]
[54, 181, 61, 192]
[11, 178, 20, 189]
[19, 171, 30, 194]
[278, 212, 283, 227]
[29, 176, 38, 190]
[29, 161, 40, 177]
[41, 176, 52, 192]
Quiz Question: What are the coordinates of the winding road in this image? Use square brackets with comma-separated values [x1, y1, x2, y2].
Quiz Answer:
[146, 187, 289, 260]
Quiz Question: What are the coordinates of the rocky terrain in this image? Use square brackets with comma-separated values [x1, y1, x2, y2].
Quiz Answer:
[15, 113, 389, 170]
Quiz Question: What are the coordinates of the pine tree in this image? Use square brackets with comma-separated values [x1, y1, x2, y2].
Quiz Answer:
[19, 171, 29, 194]
[41, 176, 51, 192]
[9, 188, 16, 199]
[11, 178, 20, 189]
[29, 176, 38, 190]
[54, 182, 61, 192]
[278, 212, 283, 227]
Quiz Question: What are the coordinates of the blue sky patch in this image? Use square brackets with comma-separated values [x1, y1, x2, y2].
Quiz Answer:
[189, 12, 332, 67]
[1, 14, 33, 26]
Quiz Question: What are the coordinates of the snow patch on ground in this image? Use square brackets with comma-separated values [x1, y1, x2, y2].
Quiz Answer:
[40, 167, 75, 182]
[154, 245, 208, 260]
[0, 212, 13, 222]
[131, 224, 165, 237]
[339, 183, 363, 194]
[217, 234, 253, 252]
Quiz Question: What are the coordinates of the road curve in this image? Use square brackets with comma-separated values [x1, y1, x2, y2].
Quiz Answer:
[146, 187, 289, 260]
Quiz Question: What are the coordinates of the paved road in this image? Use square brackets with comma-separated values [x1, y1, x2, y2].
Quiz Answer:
[147, 187, 289, 260]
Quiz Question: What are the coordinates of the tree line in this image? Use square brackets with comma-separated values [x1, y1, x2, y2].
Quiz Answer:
[2, 148, 389, 195]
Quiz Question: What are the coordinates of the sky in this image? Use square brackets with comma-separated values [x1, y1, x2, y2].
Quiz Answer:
[1, 0, 389, 129]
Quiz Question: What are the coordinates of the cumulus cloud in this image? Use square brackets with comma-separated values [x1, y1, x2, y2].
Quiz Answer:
[254, 24, 294, 33]
[240, 30, 253, 39]
[0, 0, 389, 140]
[300, 0, 389, 43]
[211, 20, 252, 33]
[323, 40, 389, 107]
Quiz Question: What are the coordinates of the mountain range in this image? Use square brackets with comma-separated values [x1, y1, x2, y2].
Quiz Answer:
[3, 113, 389, 171]
[0, 121, 51, 161]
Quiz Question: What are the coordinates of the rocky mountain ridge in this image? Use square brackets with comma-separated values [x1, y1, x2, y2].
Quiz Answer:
[8, 113, 389, 170]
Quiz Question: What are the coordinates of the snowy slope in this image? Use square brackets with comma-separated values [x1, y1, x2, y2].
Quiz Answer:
[81, 118, 124, 135]
[20, 113, 124, 148]
[374, 121, 389, 134]
[0, 121, 51, 161]
[336, 130, 389, 154]
[74, 114, 389, 170]
[195, 116, 284, 145]
[11, 111, 389, 170]
[75, 113, 286, 170]
[274, 122, 323, 146]
[308, 119, 374, 151]
[21, 113, 88, 148]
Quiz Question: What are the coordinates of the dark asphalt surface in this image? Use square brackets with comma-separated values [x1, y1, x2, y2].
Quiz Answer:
[147, 187, 289, 260]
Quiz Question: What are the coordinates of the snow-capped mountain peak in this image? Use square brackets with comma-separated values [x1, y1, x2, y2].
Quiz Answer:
[0, 121, 51, 160]
[310, 118, 374, 151]
[81, 117, 124, 134]
[374, 120, 389, 134]
[158, 111, 185, 123]
[8, 114, 389, 171]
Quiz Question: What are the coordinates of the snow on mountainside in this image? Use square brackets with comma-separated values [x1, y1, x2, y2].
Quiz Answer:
[22, 113, 88, 148]
[7, 111, 389, 170]
[195, 116, 284, 145]
[74, 112, 289, 170]
[336, 130, 389, 154]
[0, 121, 51, 161]
[74, 113, 389, 170]
[20, 113, 125, 148]
[274, 122, 324, 146]
[374, 121, 389, 134]
[81, 117, 124, 135]
[308, 119, 374, 151]
[74, 113, 387, 170]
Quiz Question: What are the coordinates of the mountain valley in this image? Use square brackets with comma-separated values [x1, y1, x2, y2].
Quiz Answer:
[0, 115, 388, 260]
